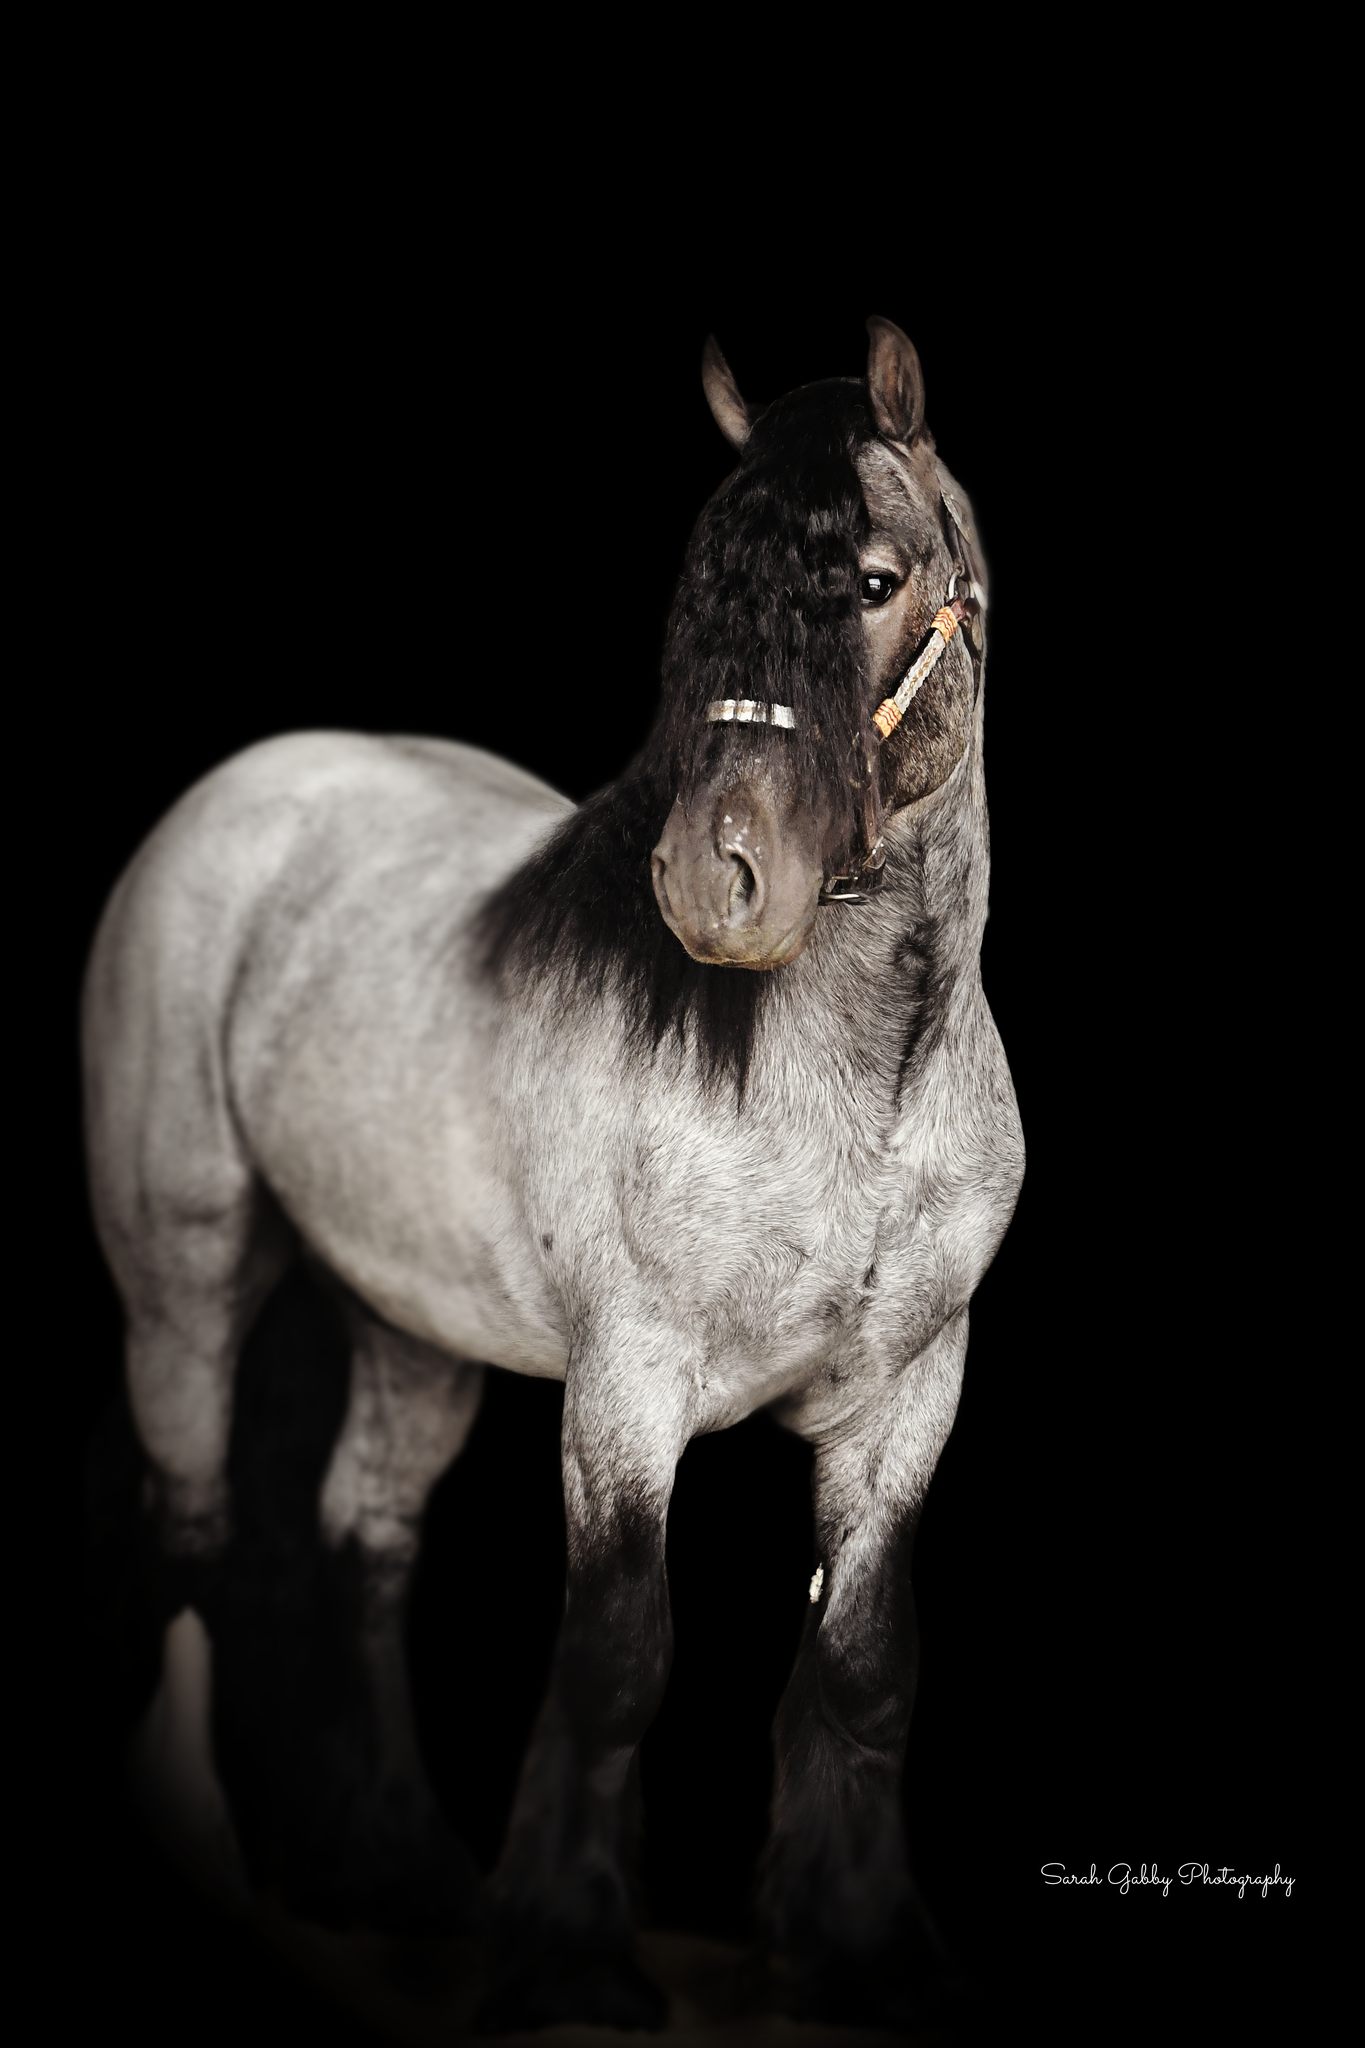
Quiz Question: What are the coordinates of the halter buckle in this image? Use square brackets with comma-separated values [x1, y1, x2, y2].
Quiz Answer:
[819, 836, 886, 905]
[819, 870, 885, 904]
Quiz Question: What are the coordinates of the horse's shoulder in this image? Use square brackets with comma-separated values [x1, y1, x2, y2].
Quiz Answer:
[878, 1000, 1023, 1291]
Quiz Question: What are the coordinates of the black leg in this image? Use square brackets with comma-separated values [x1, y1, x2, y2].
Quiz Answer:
[477, 1357, 686, 2032]
[215, 1309, 486, 1931]
[760, 1312, 970, 2029]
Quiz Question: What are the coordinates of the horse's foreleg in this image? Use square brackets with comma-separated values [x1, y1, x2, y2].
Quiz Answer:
[760, 1309, 970, 2028]
[478, 1344, 690, 2034]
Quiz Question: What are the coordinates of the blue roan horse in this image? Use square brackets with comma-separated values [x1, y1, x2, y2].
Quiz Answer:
[81, 316, 1023, 2032]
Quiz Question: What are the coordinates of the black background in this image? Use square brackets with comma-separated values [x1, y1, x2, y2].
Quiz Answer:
[45, 122, 1324, 2046]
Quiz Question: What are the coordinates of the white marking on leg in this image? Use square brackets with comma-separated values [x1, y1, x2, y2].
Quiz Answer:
[128, 1612, 250, 1909]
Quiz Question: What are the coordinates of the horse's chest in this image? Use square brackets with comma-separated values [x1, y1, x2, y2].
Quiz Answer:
[553, 1100, 955, 1430]
[682, 1231, 936, 1433]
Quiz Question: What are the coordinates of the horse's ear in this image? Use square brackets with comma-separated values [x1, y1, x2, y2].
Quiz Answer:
[865, 315, 926, 444]
[702, 335, 752, 449]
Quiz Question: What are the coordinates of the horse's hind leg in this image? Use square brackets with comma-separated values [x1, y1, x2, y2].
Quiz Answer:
[83, 879, 294, 1580]
[111, 1182, 292, 1892]
[301, 1300, 484, 1927]
[121, 1184, 292, 1576]
[83, 864, 298, 1888]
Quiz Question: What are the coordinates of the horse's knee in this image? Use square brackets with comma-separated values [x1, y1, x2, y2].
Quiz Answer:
[562, 1607, 673, 1753]
[558, 1528, 674, 1751]
[810, 1613, 916, 1755]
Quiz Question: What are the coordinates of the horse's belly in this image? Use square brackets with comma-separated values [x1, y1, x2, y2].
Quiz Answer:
[196, 736, 579, 1374]
[234, 1002, 572, 1377]
[257, 1117, 573, 1377]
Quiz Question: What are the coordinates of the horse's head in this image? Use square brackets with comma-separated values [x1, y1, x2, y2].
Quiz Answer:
[650, 317, 986, 970]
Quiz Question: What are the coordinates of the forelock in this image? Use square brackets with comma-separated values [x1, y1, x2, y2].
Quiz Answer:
[653, 380, 879, 838]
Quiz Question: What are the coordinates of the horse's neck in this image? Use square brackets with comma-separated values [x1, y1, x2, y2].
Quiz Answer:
[768, 731, 990, 1106]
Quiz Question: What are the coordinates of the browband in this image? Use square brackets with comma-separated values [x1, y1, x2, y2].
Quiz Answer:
[703, 699, 796, 728]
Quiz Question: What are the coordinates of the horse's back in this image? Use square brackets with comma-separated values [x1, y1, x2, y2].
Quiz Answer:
[80, 731, 571, 1290]
[109, 728, 568, 883]
[85, 728, 570, 1005]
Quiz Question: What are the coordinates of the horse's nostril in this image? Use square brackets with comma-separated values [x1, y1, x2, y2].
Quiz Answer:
[725, 852, 759, 925]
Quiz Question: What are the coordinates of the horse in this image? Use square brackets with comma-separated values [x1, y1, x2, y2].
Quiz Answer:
[80, 313, 1024, 2032]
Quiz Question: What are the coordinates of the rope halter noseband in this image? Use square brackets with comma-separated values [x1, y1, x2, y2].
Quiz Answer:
[868, 589, 972, 740]
[703, 558, 986, 904]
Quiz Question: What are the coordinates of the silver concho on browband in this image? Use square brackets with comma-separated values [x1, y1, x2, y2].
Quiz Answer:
[704, 699, 797, 728]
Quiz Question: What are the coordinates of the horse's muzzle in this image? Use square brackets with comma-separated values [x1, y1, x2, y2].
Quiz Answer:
[650, 786, 823, 969]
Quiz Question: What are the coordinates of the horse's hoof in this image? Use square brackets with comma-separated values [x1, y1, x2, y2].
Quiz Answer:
[281, 1855, 481, 1937]
[777, 1947, 974, 2034]
[473, 1950, 669, 2034]
[279, 1872, 478, 1937]
[273, 1806, 483, 1936]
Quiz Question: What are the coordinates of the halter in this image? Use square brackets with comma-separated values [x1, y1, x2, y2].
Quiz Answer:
[703, 485, 987, 904]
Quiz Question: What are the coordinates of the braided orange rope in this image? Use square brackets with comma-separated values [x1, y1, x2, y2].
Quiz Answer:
[870, 597, 972, 741]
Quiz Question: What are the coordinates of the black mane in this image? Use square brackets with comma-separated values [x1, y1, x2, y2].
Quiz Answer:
[469, 378, 879, 1107]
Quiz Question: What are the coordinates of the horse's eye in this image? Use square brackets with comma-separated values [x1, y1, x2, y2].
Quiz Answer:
[860, 572, 899, 607]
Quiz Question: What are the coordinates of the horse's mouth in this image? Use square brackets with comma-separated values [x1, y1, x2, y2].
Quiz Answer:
[723, 917, 811, 969]
[660, 905, 811, 972]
